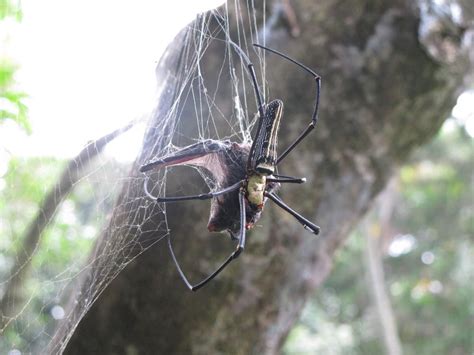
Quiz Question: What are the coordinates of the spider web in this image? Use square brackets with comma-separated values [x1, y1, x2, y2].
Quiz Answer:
[0, 1, 271, 353]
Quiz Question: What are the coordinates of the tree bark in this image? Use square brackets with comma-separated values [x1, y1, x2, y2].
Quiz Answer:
[52, 0, 471, 354]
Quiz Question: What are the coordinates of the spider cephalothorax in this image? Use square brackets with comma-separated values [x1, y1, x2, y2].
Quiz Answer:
[141, 41, 321, 291]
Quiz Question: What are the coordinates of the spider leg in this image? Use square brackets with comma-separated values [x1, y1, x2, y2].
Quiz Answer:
[253, 44, 321, 165]
[168, 188, 247, 291]
[143, 178, 243, 202]
[228, 40, 265, 120]
[227, 40, 270, 172]
[264, 191, 320, 235]
[267, 174, 307, 184]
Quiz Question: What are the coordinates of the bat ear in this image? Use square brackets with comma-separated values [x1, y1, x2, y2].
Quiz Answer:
[207, 223, 219, 232]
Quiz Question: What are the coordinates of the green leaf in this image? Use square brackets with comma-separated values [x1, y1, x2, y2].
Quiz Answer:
[0, 0, 23, 21]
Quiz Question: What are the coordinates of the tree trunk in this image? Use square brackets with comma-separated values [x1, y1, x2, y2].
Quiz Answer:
[51, 0, 471, 354]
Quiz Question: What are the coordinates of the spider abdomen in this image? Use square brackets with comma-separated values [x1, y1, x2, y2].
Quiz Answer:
[252, 99, 283, 175]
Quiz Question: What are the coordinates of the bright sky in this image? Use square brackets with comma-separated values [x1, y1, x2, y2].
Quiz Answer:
[0, 0, 224, 160]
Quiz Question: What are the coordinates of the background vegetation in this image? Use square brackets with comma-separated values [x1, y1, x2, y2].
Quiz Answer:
[284, 119, 473, 354]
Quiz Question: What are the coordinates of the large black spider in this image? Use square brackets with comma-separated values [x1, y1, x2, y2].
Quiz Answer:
[140, 41, 321, 291]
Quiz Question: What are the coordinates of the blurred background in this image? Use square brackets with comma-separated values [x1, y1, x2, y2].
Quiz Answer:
[1, 0, 472, 354]
[283, 112, 474, 354]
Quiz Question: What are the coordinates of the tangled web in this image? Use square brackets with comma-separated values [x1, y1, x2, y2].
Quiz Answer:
[1, 1, 274, 353]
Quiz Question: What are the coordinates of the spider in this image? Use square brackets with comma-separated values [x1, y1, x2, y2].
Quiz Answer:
[140, 41, 321, 291]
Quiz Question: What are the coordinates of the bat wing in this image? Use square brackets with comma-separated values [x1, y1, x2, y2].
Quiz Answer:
[140, 139, 232, 186]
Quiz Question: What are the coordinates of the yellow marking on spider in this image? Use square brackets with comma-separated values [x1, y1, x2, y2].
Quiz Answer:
[247, 174, 267, 206]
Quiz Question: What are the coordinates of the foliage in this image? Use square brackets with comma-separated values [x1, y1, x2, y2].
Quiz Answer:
[0, 0, 30, 134]
[0, 61, 30, 133]
[284, 122, 473, 355]
[0, 0, 22, 21]
[0, 157, 110, 352]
